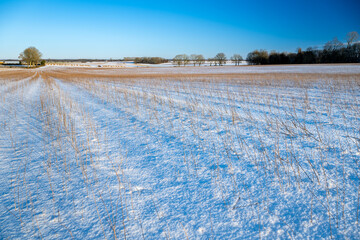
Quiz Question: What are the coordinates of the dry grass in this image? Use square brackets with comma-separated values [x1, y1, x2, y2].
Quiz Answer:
[1, 65, 360, 239]
[0, 68, 34, 80]
[42, 67, 360, 82]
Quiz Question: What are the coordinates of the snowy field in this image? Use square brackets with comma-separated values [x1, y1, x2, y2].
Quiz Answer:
[43, 62, 360, 74]
[1, 65, 360, 239]
[46, 60, 248, 68]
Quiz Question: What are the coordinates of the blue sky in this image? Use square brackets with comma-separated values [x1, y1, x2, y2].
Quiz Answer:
[0, 0, 359, 59]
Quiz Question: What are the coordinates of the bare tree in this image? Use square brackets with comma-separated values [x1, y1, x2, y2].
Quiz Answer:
[230, 54, 243, 66]
[173, 55, 184, 66]
[324, 37, 343, 51]
[214, 53, 226, 66]
[195, 55, 205, 66]
[19, 47, 42, 67]
[208, 58, 215, 66]
[190, 54, 197, 66]
[182, 54, 190, 66]
[346, 31, 359, 47]
[173, 54, 190, 66]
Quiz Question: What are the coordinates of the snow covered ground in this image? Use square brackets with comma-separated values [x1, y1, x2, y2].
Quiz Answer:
[43, 63, 360, 76]
[46, 60, 248, 68]
[0, 65, 360, 239]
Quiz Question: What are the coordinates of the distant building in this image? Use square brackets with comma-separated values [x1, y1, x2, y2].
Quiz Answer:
[3, 60, 21, 65]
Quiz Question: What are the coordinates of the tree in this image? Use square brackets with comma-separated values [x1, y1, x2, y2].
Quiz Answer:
[195, 54, 205, 66]
[346, 31, 359, 47]
[269, 51, 280, 64]
[345, 43, 360, 62]
[208, 58, 215, 66]
[279, 52, 290, 64]
[182, 54, 190, 66]
[134, 57, 168, 64]
[247, 50, 269, 65]
[303, 48, 316, 64]
[190, 54, 198, 66]
[230, 54, 243, 66]
[19, 47, 42, 67]
[173, 54, 190, 66]
[214, 53, 226, 66]
[323, 37, 345, 63]
[124, 57, 136, 61]
[324, 37, 343, 51]
[189, 54, 205, 66]
[173, 54, 184, 66]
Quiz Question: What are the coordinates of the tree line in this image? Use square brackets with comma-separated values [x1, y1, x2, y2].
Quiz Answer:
[173, 53, 243, 66]
[247, 31, 360, 65]
[134, 57, 168, 64]
[13, 31, 359, 68]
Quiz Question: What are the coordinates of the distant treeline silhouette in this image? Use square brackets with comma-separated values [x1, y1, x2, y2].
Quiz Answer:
[247, 32, 360, 65]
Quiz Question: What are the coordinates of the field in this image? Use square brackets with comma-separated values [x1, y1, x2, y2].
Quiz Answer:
[1, 64, 360, 239]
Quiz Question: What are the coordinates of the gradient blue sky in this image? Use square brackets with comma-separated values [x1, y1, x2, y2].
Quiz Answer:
[0, 0, 359, 59]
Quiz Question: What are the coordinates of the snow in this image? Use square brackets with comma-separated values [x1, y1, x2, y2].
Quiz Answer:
[46, 60, 247, 68]
[0, 65, 360, 239]
[45, 62, 360, 74]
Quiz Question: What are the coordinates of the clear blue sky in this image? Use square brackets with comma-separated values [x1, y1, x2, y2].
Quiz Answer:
[0, 0, 359, 59]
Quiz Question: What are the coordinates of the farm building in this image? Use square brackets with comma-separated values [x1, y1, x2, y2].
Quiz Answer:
[1, 60, 21, 65]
